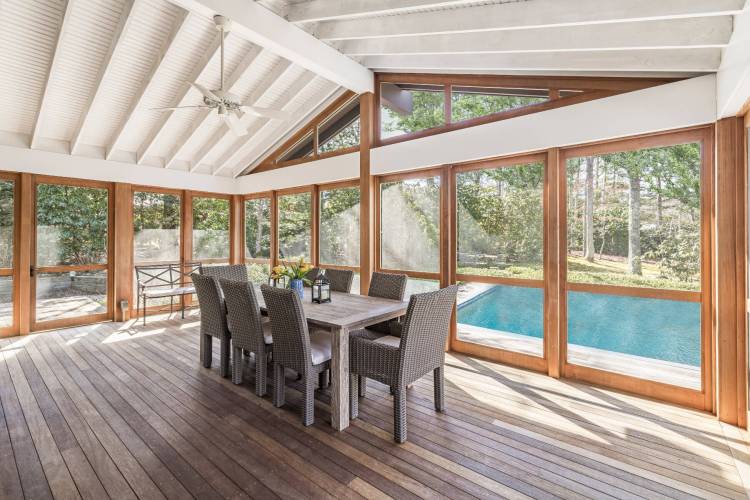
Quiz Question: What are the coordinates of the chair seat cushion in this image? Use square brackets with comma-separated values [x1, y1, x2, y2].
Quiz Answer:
[142, 286, 195, 298]
[309, 330, 332, 365]
[261, 317, 273, 345]
[373, 335, 401, 348]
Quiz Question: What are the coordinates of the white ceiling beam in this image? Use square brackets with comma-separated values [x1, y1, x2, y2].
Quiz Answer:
[213, 73, 318, 176]
[165, 45, 264, 169]
[339, 17, 732, 56]
[29, 0, 75, 150]
[70, 0, 137, 156]
[361, 49, 723, 73]
[164, 0, 373, 92]
[106, 9, 191, 160]
[287, 0, 479, 23]
[235, 84, 343, 177]
[137, 32, 223, 164]
[190, 60, 295, 172]
[717, 3, 750, 118]
[316, 0, 745, 40]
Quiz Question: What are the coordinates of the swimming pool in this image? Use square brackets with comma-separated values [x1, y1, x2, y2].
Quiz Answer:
[457, 284, 701, 366]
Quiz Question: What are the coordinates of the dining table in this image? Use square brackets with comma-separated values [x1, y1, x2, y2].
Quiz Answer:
[254, 285, 408, 431]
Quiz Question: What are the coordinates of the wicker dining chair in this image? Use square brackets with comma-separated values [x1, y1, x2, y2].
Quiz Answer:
[349, 285, 458, 443]
[325, 269, 355, 293]
[191, 273, 232, 378]
[219, 279, 272, 394]
[201, 264, 248, 282]
[260, 284, 332, 426]
[306, 267, 321, 285]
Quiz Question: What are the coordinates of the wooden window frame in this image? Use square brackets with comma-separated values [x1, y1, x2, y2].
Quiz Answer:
[0, 172, 20, 337]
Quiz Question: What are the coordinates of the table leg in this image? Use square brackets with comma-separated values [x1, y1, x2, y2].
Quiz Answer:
[330, 326, 349, 430]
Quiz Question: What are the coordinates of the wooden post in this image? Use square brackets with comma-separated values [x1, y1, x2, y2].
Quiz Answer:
[113, 183, 132, 322]
[311, 184, 320, 266]
[230, 194, 243, 265]
[270, 191, 278, 268]
[359, 92, 376, 294]
[17, 173, 32, 335]
[715, 117, 747, 428]
[545, 148, 561, 378]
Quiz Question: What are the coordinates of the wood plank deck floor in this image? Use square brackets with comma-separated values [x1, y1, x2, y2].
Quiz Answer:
[1, 312, 749, 499]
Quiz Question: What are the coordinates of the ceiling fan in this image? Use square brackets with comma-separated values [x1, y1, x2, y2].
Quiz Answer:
[151, 15, 289, 136]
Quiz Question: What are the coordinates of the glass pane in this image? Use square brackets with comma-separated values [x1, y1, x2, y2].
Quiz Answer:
[319, 98, 360, 153]
[381, 83, 444, 139]
[245, 198, 271, 260]
[36, 184, 109, 266]
[566, 143, 702, 291]
[457, 162, 544, 280]
[320, 187, 360, 267]
[278, 131, 314, 163]
[133, 191, 181, 264]
[192, 197, 230, 261]
[380, 177, 440, 273]
[405, 278, 440, 300]
[133, 268, 176, 308]
[0, 180, 14, 268]
[351, 273, 360, 295]
[452, 86, 548, 123]
[567, 291, 701, 389]
[278, 192, 312, 262]
[0, 276, 12, 328]
[457, 282, 543, 357]
[36, 270, 107, 322]
[246, 262, 270, 284]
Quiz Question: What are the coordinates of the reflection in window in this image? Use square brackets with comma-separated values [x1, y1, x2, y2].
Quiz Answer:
[192, 197, 230, 261]
[456, 162, 544, 280]
[0, 180, 13, 269]
[133, 191, 181, 263]
[380, 83, 444, 139]
[319, 98, 360, 154]
[404, 278, 440, 300]
[246, 262, 270, 284]
[245, 198, 271, 260]
[380, 177, 440, 273]
[278, 131, 315, 163]
[278, 192, 311, 262]
[320, 187, 360, 267]
[36, 184, 109, 266]
[0, 276, 11, 328]
[566, 143, 701, 291]
[451, 87, 547, 123]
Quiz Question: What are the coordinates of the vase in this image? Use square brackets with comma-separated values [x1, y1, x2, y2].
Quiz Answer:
[289, 278, 304, 300]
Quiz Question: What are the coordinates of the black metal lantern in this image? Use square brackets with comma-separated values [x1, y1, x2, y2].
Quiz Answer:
[311, 274, 331, 303]
[268, 274, 288, 288]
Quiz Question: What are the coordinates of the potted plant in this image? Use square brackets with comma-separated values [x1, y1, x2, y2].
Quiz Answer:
[271, 257, 313, 299]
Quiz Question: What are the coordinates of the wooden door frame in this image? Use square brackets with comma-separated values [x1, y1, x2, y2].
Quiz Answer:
[0, 172, 20, 337]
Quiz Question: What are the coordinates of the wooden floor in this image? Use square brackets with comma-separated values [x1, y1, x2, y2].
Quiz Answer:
[1, 313, 750, 500]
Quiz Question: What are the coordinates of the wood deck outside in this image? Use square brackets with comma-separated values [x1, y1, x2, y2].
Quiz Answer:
[0, 312, 749, 499]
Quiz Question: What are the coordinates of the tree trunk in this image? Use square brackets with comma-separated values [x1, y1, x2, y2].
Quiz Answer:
[584, 156, 595, 262]
[628, 174, 642, 275]
[254, 206, 263, 256]
[656, 175, 663, 227]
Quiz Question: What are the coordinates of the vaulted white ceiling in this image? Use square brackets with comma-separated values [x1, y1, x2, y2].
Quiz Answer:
[0, 0, 746, 180]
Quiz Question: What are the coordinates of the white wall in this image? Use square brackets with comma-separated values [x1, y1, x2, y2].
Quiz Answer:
[237, 152, 359, 194]
[717, 4, 750, 118]
[0, 144, 239, 194]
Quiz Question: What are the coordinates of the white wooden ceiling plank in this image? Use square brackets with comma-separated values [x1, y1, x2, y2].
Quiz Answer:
[69, 0, 137, 156]
[106, 8, 191, 160]
[287, 0, 484, 22]
[316, 0, 746, 40]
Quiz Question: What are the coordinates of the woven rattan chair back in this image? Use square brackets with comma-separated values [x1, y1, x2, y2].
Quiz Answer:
[201, 264, 248, 282]
[260, 285, 311, 372]
[368, 272, 407, 300]
[191, 273, 228, 338]
[325, 269, 354, 293]
[219, 279, 265, 353]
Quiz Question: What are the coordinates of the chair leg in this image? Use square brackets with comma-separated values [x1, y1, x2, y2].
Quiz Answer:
[231, 346, 243, 385]
[434, 367, 445, 412]
[220, 336, 231, 378]
[349, 374, 359, 420]
[143, 297, 147, 326]
[393, 387, 407, 443]
[255, 350, 268, 397]
[302, 375, 316, 426]
[200, 334, 212, 368]
[358, 376, 367, 397]
[273, 363, 285, 407]
[318, 369, 329, 389]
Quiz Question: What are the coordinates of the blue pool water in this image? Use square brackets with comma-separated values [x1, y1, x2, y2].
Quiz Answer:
[457, 285, 701, 366]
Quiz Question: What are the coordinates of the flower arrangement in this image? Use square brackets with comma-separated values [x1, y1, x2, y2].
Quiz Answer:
[271, 257, 314, 286]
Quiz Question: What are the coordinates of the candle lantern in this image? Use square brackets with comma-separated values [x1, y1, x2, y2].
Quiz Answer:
[268, 274, 288, 288]
[311, 273, 331, 303]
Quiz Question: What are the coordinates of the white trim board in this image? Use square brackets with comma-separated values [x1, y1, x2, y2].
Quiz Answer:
[717, 4, 750, 118]
[371, 74, 717, 174]
[236, 152, 359, 194]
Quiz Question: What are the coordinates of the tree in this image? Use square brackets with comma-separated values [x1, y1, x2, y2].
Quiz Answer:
[583, 157, 595, 262]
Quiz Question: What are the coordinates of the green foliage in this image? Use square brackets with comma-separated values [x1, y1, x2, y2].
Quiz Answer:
[320, 187, 360, 266]
[383, 90, 444, 136]
[451, 93, 546, 122]
[0, 181, 14, 268]
[319, 118, 360, 153]
[36, 184, 108, 266]
[278, 192, 311, 260]
[192, 197, 229, 260]
[245, 198, 271, 259]
[133, 191, 180, 231]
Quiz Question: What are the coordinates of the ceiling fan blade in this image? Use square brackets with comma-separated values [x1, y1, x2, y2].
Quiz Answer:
[239, 105, 290, 121]
[189, 82, 220, 101]
[150, 105, 208, 111]
[223, 112, 248, 136]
